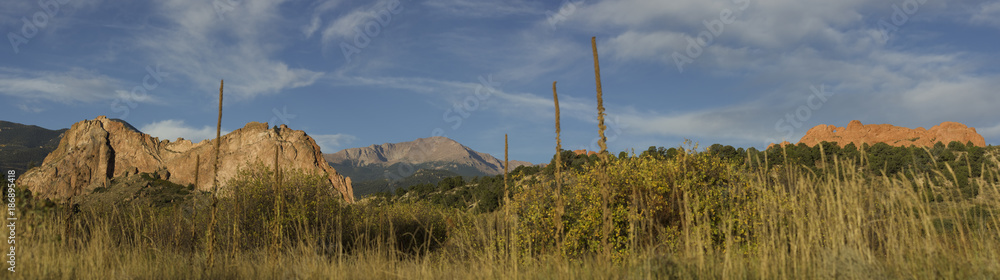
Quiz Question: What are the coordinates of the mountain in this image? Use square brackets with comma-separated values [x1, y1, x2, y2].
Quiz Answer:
[794, 120, 986, 148]
[325, 136, 532, 197]
[17, 116, 354, 202]
[0, 120, 68, 175]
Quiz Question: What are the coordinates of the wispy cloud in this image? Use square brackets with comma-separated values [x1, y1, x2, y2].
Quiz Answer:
[327, 73, 592, 120]
[971, 2, 1000, 29]
[303, 16, 322, 38]
[134, 0, 323, 101]
[896, 76, 1000, 122]
[319, 8, 374, 44]
[17, 104, 45, 113]
[0, 67, 127, 103]
[303, 0, 345, 38]
[319, 0, 999, 149]
[423, 0, 543, 18]
[604, 31, 685, 62]
[615, 101, 794, 146]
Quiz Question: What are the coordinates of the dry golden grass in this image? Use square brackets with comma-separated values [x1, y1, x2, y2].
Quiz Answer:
[12, 152, 1000, 279]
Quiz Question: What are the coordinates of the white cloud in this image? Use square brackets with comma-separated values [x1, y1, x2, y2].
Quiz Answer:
[0, 67, 133, 103]
[567, 0, 728, 29]
[896, 76, 1000, 122]
[423, 0, 543, 18]
[315, 0, 346, 13]
[971, 2, 1000, 28]
[320, 8, 373, 44]
[610, 66, 1000, 147]
[305, 0, 345, 39]
[140, 119, 226, 142]
[17, 104, 45, 113]
[312, 134, 358, 153]
[316, 0, 410, 54]
[561, 0, 900, 70]
[327, 73, 593, 121]
[303, 16, 322, 38]
[605, 31, 686, 62]
[135, 0, 323, 101]
[617, 102, 782, 144]
[310, 0, 998, 150]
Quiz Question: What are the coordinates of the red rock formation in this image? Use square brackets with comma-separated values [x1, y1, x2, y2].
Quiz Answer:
[573, 149, 597, 156]
[796, 120, 986, 148]
[18, 116, 354, 202]
[766, 141, 793, 149]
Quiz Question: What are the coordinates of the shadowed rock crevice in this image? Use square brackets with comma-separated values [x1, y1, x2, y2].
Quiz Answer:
[105, 130, 115, 180]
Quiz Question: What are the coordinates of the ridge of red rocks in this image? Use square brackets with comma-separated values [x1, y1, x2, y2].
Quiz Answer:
[783, 120, 985, 148]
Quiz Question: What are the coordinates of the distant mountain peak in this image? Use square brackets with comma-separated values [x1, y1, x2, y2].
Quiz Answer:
[325, 137, 532, 179]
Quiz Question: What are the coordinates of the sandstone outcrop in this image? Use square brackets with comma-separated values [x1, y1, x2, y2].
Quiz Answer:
[17, 116, 354, 202]
[793, 120, 986, 148]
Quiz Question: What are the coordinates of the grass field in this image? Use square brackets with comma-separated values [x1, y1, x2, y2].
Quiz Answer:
[11, 147, 1000, 279]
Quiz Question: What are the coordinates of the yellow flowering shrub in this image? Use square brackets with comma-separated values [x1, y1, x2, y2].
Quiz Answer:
[512, 150, 758, 259]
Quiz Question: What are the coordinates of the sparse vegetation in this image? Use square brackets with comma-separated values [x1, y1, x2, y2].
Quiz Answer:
[14, 145, 1000, 278]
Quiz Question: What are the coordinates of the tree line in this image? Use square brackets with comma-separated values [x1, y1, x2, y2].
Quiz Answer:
[373, 141, 998, 211]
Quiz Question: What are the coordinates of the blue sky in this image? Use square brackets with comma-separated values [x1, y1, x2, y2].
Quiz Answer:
[2, 0, 999, 164]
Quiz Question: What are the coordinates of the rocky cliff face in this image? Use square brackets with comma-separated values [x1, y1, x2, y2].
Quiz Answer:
[17, 116, 354, 202]
[796, 120, 986, 148]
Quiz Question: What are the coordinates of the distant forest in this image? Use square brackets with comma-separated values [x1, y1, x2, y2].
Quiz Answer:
[370, 141, 999, 210]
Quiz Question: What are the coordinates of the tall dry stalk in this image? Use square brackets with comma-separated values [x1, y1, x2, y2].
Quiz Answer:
[504, 133, 518, 276]
[630, 157, 639, 257]
[271, 144, 284, 256]
[207, 80, 223, 268]
[591, 36, 611, 258]
[504, 134, 509, 211]
[190, 154, 199, 265]
[194, 154, 200, 188]
[552, 81, 565, 254]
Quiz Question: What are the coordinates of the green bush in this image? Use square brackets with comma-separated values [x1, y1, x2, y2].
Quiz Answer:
[514, 151, 756, 259]
[222, 162, 449, 256]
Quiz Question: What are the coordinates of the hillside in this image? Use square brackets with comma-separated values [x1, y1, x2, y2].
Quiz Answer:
[0, 120, 67, 175]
